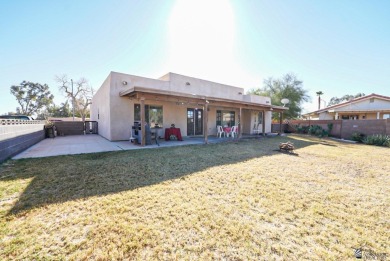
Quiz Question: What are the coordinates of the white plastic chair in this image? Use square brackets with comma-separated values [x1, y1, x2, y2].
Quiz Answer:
[230, 126, 237, 138]
[253, 123, 261, 135]
[217, 125, 225, 138]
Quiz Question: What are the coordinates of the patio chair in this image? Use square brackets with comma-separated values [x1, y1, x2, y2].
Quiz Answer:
[253, 123, 261, 135]
[150, 129, 160, 146]
[217, 125, 225, 138]
[230, 126, 238, 138]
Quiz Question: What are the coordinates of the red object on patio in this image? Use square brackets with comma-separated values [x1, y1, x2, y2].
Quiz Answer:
[223, 127, 231, 133]
[165, 128, 183, 141]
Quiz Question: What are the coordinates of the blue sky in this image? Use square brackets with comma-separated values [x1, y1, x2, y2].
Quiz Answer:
[1, 0, 389, 115]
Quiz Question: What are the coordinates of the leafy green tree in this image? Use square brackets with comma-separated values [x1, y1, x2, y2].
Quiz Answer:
[328, 93, 365, 106]
[10, 81, 54, 116]
[249, 73, 310, 120]
[36, 101, 72, 120]
[50, 101, 72, 117]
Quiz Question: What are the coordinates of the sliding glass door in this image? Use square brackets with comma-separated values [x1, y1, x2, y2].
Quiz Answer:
[187, 108, 203, 136]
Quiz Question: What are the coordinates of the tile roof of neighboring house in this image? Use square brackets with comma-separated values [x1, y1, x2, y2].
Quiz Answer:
[305, 93, 390, 115]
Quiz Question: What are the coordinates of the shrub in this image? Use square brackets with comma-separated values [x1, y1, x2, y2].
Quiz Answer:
[351, 132, 366, 143]
[363, 134, 390, 147]
[308, 125, 320, 135]
[299, 125, 309, 134]
[308, 125, 328, 138]
[295, 124, 309, 134]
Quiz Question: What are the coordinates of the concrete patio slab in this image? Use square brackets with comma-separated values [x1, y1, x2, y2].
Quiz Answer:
[12, 135, 122, 159]
[12, 134, 242, 159]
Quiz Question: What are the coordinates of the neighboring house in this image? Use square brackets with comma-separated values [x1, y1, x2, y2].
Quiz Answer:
[90, 72, 287, 143]
[303, 93, 390, 120]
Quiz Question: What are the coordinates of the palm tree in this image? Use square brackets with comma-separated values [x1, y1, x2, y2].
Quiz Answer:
[316, 91, 324, 110]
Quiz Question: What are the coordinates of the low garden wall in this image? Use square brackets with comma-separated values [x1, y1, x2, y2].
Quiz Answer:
[0, 120, 98, 163]
[340, 119, 390, 139]
[273, 119, 390, 139]
[0, 120, 45, 163]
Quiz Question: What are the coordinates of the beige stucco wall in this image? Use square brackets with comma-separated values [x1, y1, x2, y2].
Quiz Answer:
[319, 112, 334, 120]
[167, 73, 244, 101]
[366, 113, 378, 119]
[91, 74, 112, 140]
[264, 111, 272, 133]
[92, 71, 275, 141]
[101, 72, 169, 140]
[242, 95, 271, 105]
[242, 110, 252, 134]
[112, 71, 170, 93]
[319, 111, 388, 120]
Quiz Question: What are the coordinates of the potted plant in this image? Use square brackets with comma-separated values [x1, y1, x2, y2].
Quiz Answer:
[44, 121, 56, 138]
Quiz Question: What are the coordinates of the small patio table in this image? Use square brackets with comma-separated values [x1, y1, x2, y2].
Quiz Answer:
[223, 127, 231, 133]
[164, 128, 183, 141]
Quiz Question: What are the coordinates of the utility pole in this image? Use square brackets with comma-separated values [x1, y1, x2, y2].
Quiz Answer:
[71, 79, 75, 121]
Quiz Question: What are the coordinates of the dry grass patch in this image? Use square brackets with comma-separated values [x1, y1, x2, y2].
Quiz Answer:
[0, 135, 389, 260]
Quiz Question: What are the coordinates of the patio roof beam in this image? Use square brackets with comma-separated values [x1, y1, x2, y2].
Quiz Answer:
[130, 92, 274, 111]
[238, 107, 242, 139]
[129, 92, 206, 106]
[262, 110, 266, 136]
[204, 102, 209, 144]
[122, 88, 287, 112]
[140, 98, 146, 146]
[205, 100, 281, 112]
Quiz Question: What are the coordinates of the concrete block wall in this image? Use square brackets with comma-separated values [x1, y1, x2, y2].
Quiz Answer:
[0, 122, 46, 162]
[0, 128, 45, 163]
[277, 119, 390, 140]
[0, 123, 45, 141]
[289, 120, 342, 138]
[340, 119, 388, 139]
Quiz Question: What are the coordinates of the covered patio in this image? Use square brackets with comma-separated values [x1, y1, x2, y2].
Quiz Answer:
[120, 86, 287, 146]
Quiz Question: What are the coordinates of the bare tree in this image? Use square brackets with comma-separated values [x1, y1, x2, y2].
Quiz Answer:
[55, 74, 94, 121]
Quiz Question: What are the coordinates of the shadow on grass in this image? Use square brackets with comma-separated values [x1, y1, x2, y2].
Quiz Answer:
[1, 136, 318, 216]
[319, 141, 338, 147]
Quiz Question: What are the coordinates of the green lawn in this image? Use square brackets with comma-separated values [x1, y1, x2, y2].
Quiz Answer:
[0, 135, 389, 260]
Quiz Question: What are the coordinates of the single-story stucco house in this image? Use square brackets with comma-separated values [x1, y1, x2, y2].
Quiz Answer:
[302, 93, 390, 120]
[90, 72, 287, 145]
